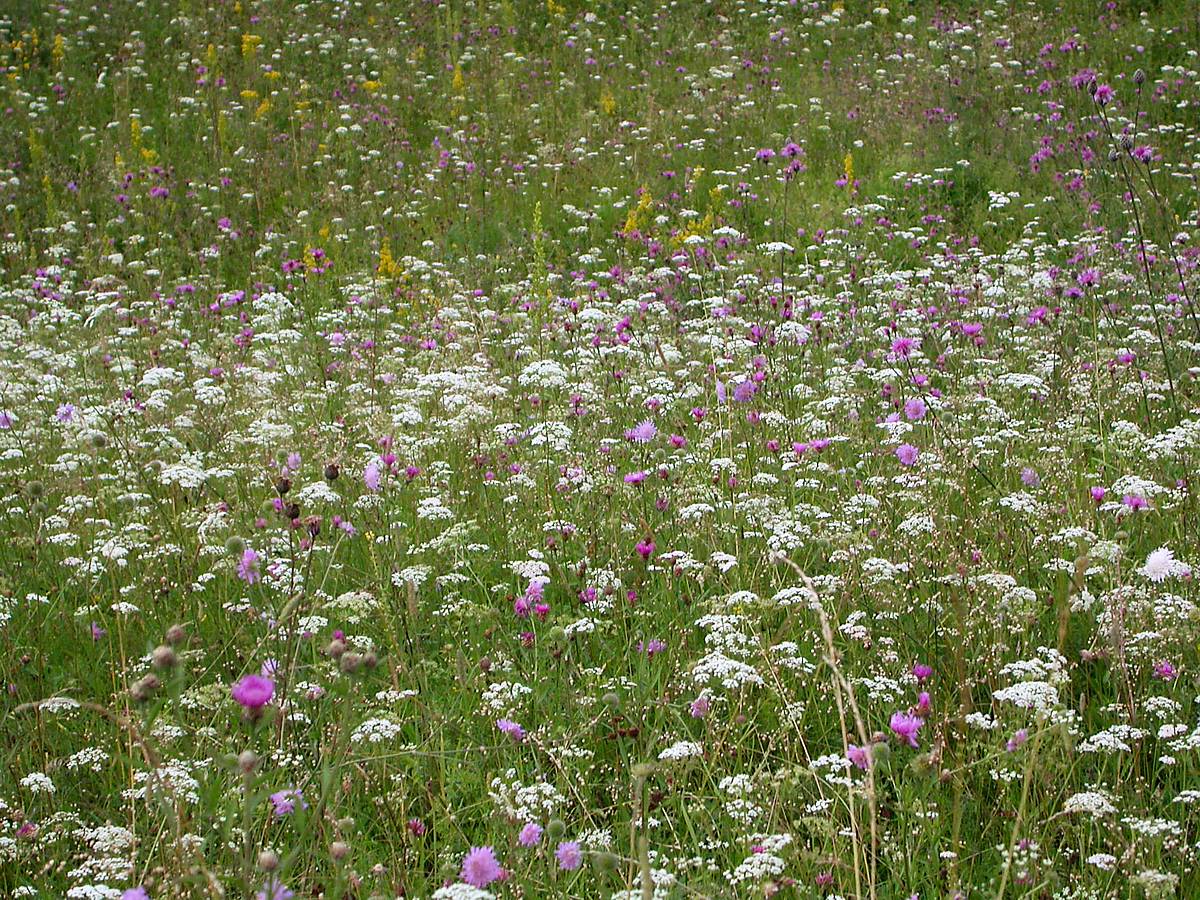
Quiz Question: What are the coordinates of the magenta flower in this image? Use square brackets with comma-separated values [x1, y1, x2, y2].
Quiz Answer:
[1154, 660, 1178, 681]
[231, 674, 274, 710]
[1090, 486, 1106, 503]
[912, 663, 932, 683]
[889, 711, 922, 748]
[555, 840, 583, 871]
[846, 743, 870, 770]
[461, 846, 504, 888]
[518, 822, 543, 847]
[895, 444, 919, 466]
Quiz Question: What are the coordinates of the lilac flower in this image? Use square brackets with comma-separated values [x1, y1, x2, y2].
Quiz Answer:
[1020, 467, 1040, 487]
[231, 674, 274, 710]
[497, 718, 526, 742]
[895, 444, 919, 466]
[237, 547, 261, 584]
[255, 877, 293, 900]
[122, 889, 150, 900]
[518, 822, 543, 847]
[689, 694, 710, 718]
[461, 846, 504, 888]
[269, 787, 307, 818]
[55, 403, 76, 423]
[363, 460, 382, 491]
[555, 840, 583, 870]
[903, 397, 926, 421]
[889, 711, 923, 748]
[625, 419, 657, 443]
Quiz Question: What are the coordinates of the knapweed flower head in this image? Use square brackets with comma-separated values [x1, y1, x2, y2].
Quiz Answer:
[232, 674, 274, 710]
[889, 711, 923, 748]
[460, 845, 504, 888]
[895, 443, 919, 466]
[625, 419, 657, 443]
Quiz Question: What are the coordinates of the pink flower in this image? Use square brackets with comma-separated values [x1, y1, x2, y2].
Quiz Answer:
[1154, 660, 1178, 681]
[889, 711, 922, 748]
[363, 461, 382, 491]
[847, 743, 871, 770]
[237, 547, 261, 584]
[690, 695, 710, 718]
[231, 674, 274, 710]
[895, 443, 919, 466]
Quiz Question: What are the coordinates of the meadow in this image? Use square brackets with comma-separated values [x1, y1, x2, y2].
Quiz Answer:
[3, 0, 1200, 897]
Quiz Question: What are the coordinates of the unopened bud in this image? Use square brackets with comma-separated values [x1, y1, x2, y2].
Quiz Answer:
[258, 850, 279, 872]
[151, 645, 177, 670]
[238, 749, 259, 774]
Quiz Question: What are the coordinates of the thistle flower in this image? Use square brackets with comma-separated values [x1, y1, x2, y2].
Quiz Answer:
[889, 711, 922, 748]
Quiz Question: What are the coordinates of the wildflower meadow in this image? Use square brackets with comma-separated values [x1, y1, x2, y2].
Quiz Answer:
[5, 1, 1200, 897]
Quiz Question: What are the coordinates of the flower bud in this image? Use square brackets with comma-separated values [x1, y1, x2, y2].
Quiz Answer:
[238, 749, 259, 774]
[151, 645, 177, 670]
[258, 850, 279, 872]
[331, 841, 350, 861]
[130, 674, 160, 702]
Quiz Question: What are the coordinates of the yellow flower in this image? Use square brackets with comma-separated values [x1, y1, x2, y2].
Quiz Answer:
[241, 33, 261, 59]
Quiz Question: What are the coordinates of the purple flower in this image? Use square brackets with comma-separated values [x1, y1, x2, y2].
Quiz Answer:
[890, 337, 915, 359]
[689, 694, 710, 718]
[1020, 467, 1040, 487]
[55, 403, 76, 423]
[625, 419, 657, 443]
[895, 444, 919, 466]
[912, 663, 932, 683]
[555, 840, 583, 871]
[255, 877, 293, 900]
[122, 889, 150, 900]
[231, 674, 274, 710]
[1090, 486, 1106, 503]
[1154, 660, 1178, 681]
[1006, 729, 1028, 752]
[496, 718, 525, 742]
[269, 787, 307, 818]
[363, 460, 382, 491]
[461, 846, 504, 888]
[903, 397, 926, 421]
[518, 822, 543, 847]
[889, 711, 923, 748]
[237, 547, 261, 584]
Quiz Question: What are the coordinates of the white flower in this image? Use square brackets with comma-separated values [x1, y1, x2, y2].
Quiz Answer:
[1140, 547, 1190, 582]
[1063, 791, 1116, 817]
